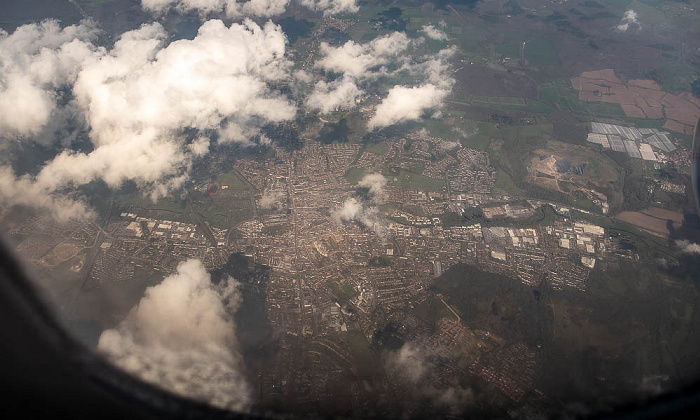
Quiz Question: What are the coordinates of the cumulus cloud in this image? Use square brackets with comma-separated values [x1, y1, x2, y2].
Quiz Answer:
[420, 46, 457, 85]
[293, 69, 313, 84]
[616, 9, 641, 32]
[98, 259, 251, 411]
[420, 24, 448, 41]
[368, 84, 449, 129]
[232, 0, 290, 17]
[0, 20, 102, 136]
[357, 172, 386, 202]
[385, 343, 429, 382]
[0, 19, 296, 220]
[656, 257, 679, 269]
[333, 197, 384, 234]
[385, 343, 473, 414]
[188, 136, 210, 156]
[305, 76, 362, 113]
[368, 46, 456, 130]
[299, 0, 359, 16]
[142, 0, 224, 15]
[308, 33, 455, 121]
[259, 189, 285, 210]
[676, 240, 700, 255]
[0, 167, 95, 222]
[334, 174, 388, 234]
[142, 0, 289, 17]
[142, 0, 357, 17]
[73, 19, 294, 145]
[315, 32, 411, 79]
[305, 33, 412, 115]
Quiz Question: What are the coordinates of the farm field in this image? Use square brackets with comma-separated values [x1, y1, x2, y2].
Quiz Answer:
[571, 68, 700, 135]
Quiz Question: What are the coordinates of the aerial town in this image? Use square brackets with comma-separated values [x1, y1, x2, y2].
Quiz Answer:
[1, 0, 699, 417]
[6, 121, 658, 414]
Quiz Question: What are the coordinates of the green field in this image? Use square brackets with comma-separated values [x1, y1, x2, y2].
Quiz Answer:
[471, 95, 525, 105]
[623, 118, 665, 129]
[478, 121, 554, 142]
[462, 132, 490, 151]
[115, 192, 191, 223]
[583, 101, 627, 118]
[424, 119, 462, 142]
[493, 170, 523, 195]
[456, 24, 489, 52]
[524, 38, 560, 67]
[191, 189, 254, 229]
[345, 167, 370, 185]
[459, 94, 556, 114]
[327, 279, 357, 304]
[495, 31, 524, 58]
[218, 169, 255, 190]
[346, 331, 378, 380]
[537, 81, 657, 121]
[410, 294, 456, 325]
[656, 64, 700, 94]
[387, 169, 444, 191]
[364, 142, 389, 155]
[537, 83, 587, 113]
[494, 32, 561, 68]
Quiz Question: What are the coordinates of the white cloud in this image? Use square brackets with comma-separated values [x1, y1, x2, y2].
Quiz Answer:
[368, 84, 449, 129]
[385, 343, 473, 414]
[676, 240, 700, 255]
[335, 197, 362, 222]
[299, 0, 358, 16]
[367, 46, 456, 130]
[188, 136, 211, 156]
[0, 19, 296, 220]
[306, 33, 412, 115]
[333, 173, 387, 235]
[305, 76, 362, 114]
[0, 20, 102, 136]
[73, 19, 293, 143]
[420, 24, 448, 41]
[314, 32, 411, 79]
[98, 259, 251, 411]
[616, 9, 641, 32]
[357, 172, 386, 202]
[416, 46, 457, 87]
[293, 69, 313, 84]
[385, 343, 429, 383]
[312, 34, 455, 128]
[142, 0, 357, 17]
[307, 32, 452, 118]
[142, 0, 225, 15]
[0, 19, 456, 219]
[233, 0, 290, 17]
[0, 166, 95, 222]
[333, 197, 384, 234]
[142, 0, 289, 17]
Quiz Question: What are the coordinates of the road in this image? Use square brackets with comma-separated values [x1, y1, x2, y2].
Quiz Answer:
[68, 229, 105, 314]
[437, 294, 461, 322]
[186, 200, 227, 265]
[68, 0, 89, 19]
[287, 152, 305, 337]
